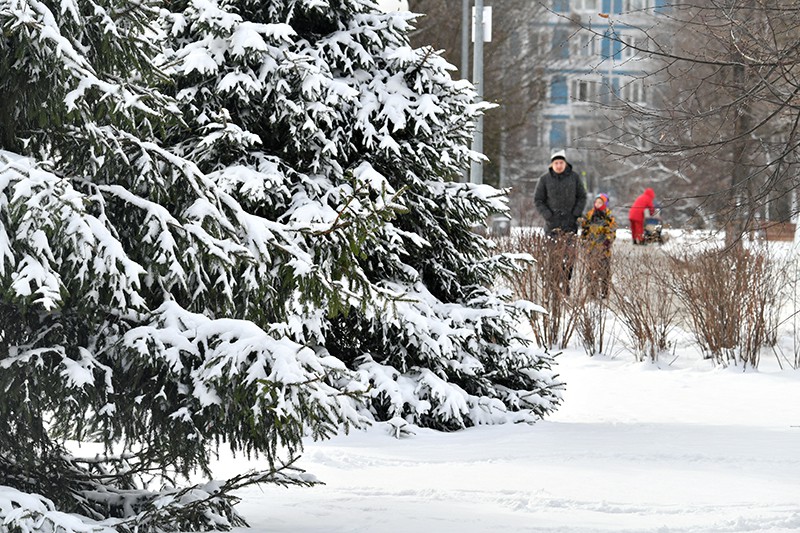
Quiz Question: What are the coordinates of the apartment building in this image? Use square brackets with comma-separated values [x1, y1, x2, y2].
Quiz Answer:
[499, 0, 667, 223]
[538, 1, 665, 150]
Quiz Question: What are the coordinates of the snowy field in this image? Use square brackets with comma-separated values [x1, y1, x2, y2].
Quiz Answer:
[222, 350, 800, 532]
[217, 234, 800, 533]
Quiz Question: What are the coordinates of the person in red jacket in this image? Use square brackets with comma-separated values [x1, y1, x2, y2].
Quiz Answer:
[628, 188, 655, 244]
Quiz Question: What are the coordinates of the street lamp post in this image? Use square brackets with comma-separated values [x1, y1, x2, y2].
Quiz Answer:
[461, 0, 470, 81]
[470, 0, 484, 185]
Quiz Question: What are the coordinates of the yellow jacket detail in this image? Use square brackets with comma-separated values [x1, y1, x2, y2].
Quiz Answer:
[580, 208, 617, 257]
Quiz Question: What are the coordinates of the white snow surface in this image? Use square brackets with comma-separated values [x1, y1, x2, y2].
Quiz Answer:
[216, 346, 800, 532]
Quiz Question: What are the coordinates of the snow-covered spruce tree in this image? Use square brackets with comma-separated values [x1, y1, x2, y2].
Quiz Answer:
[162, 0, 563, 432]
[0, 0, 562, 528]
[0, 0, 368, 530]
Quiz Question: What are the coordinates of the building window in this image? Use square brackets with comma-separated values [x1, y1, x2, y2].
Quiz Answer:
[570, 124, 592, 148]
[599, 76, 620, 103]
[622, 79, 646, 103]
[573, 33, 597, 57]
[571, 79, 599, 102]
[528, 32, 543, 56]
[611, 76, 621, 99]
[553, 0, 570, 12]
[551, 76, 568, 104]
[621, 35, 638, 58]
[601, 30, 622, 60]
[552, 28, 570, 59]
[604, 0, 621, 14]
[550, 121, 567, 147]
[531, 77, 547, 103]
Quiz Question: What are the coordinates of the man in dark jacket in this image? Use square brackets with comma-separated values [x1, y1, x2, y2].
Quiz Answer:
[534, 149, 588, 236]
[533, 149, 587, 296]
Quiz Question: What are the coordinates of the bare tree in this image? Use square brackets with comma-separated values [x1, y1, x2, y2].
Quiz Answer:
[570, 0, 800, 238]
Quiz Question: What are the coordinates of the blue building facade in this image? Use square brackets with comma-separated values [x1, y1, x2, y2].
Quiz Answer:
[536, 0, 666, 153]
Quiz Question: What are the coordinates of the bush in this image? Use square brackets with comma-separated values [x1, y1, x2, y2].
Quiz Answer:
[667, 243, 783, 368]
[572, 247, 614, 356]
[501, 229, 789, 370]
[609, 247, 679, 363]
[498, 229, 580, 349]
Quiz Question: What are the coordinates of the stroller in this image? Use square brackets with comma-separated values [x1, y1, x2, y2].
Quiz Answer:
[642, 207, 666, 245]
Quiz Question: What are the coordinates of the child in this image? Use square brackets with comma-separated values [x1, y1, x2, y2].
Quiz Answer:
[580, 193, 617, 298]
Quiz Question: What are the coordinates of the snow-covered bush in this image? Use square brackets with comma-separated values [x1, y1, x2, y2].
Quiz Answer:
[0, 0, 563, 529]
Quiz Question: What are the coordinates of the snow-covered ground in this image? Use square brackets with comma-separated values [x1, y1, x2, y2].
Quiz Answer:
[205, 234, 800, 532]
[221, 343, 800, 532]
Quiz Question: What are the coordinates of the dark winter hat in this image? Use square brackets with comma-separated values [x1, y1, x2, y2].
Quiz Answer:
[550, 149, 567, 163]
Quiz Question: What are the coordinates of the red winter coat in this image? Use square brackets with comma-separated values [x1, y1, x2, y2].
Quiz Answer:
[628, 188, 655, 222]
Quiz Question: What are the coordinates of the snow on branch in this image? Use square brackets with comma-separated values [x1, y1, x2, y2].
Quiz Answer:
[0, 485, 114, 533]
[123, 300, 366, 432]
[0, 151, 146, 311]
